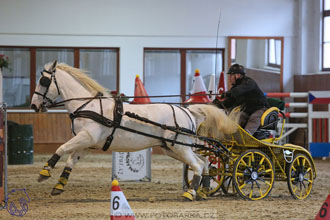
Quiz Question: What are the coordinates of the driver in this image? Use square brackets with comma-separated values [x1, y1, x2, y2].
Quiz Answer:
[213, 64, 269, 136]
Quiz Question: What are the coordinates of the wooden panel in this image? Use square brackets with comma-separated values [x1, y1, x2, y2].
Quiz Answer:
[7, 112, 73, 144]
[294, 74, 330, 92]
[246, 68, 281, 92]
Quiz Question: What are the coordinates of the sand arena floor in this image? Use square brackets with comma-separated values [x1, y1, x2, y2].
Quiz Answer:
[0, 153, 329, 220]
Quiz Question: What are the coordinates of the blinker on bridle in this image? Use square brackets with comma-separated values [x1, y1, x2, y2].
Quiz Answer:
[34, 69, 60, 105]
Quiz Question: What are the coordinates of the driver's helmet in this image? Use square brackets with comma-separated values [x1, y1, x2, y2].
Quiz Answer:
[227, 64, 246, 75]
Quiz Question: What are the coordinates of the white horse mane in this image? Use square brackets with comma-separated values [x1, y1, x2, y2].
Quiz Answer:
[45, 63, 109, 96]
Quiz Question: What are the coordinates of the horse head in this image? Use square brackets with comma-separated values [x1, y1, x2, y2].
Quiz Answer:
[31, 60, 61, 112]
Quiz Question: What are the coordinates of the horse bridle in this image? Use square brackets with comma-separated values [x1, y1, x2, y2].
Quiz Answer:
[34, 69, 60, 106]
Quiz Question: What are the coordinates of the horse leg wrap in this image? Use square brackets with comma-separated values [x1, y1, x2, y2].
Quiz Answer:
[201, 174, 211, 195]
[53, 167, 72, 193]
[190, 175, 201, 191]
[47, 153, 61, 168]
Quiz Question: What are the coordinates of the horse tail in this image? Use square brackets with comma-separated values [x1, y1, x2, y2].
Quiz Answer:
[188, 104, 240, 140]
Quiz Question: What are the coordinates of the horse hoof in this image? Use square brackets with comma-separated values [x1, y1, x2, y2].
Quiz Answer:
[196, 191, 208, 200]
[182, 191, 195, 201]
[38, 169, 51, 182]
[38, 175, 50, 182]
[51, 188, 64, 196]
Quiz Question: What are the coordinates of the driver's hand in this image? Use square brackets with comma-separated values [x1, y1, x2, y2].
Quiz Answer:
[212, 99, 223, 109]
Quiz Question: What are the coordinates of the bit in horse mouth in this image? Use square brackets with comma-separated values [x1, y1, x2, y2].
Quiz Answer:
[41, 106, 48, 112]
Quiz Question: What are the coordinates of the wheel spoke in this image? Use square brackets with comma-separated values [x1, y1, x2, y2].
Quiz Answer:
[249, 182, 254, 198]
[265, 181, 272, 186]
[296, 158, 300, 166]
[305, 167, 311, 173]
[255, 180, 261, 189]
[305, 187, 309, 195]
[265, 168, 273, 173]
[239, 182, 246, 190]
[236, 172, 244, 177]
[210, 176, 221, 184]
[249, 189, 253, 199]
[257, 177, 265, 183]
[302, 158, 306, 166]
[259, 157, 265, 166]
[240, 159, 248, 167]
[251, 153, 255, 163]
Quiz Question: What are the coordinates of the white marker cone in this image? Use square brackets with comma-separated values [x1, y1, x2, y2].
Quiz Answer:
[110, 180, 135, 220]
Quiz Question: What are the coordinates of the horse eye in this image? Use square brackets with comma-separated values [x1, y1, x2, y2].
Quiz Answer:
[40, 77, 51, 87]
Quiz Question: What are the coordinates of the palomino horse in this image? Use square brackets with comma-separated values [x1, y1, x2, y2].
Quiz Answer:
[31, 61, 238, 201]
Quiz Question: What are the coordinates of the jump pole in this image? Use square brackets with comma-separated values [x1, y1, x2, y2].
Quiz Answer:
[0, 103, 8, 210]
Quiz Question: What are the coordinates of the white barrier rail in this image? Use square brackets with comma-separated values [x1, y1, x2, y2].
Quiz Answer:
[265, 92, 308, 142]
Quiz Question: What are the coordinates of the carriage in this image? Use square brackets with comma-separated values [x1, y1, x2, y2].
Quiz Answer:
[31, 61, 316, 201]
[184, 107, 317, 200]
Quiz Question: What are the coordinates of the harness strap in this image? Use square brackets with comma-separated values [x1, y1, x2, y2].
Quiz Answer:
[176, 105, 196, 133]
[102, 97, 123, 151]
[70, 92, 104, 135]
[124, 111, 195, 135]
[168, 104, 179, 146]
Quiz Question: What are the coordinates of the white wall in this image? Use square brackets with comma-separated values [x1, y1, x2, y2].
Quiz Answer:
[297, 0, 322, 75]
[0, 0, 302, 94]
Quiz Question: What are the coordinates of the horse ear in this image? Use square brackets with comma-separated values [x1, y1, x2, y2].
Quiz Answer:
[50, 60, 58, 72]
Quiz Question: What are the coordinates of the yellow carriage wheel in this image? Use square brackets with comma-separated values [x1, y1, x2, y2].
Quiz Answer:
[287, 154, 314, 200]
[183, 155, 226, 196]
[233, 149, 275, 200]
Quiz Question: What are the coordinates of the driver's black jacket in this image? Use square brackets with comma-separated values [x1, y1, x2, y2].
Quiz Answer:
[213, 76, 269, 115]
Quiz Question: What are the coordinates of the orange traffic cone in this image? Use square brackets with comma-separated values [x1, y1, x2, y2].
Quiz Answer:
[130, 75, 151, 104]
[216, 71, 226, 100]
[110, 180, 135, 220]
[184, 69, 211, 104]
[315, 194, 330, 220]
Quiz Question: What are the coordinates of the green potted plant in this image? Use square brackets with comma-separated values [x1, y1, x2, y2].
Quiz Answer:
[0, 54, 9, 70]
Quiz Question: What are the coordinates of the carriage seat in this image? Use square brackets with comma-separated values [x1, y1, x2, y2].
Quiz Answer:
[253, 107, 280, 139]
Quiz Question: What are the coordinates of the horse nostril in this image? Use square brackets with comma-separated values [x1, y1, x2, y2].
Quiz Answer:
[31, 104, 38, 112]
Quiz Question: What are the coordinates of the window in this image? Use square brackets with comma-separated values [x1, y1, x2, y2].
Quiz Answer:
[231, 39, 236, 63]
[36, 49, 74, 80]
[80, 49, 118, 91]
[186, 50, 223, 95]
[0, 48, 30, 107]
[144, 48, 224, 103]
[268, 39, 281, 68]
[0, 47, 119, 108]
[144, 50, 181, 103]
[322, 0, 330, 70]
